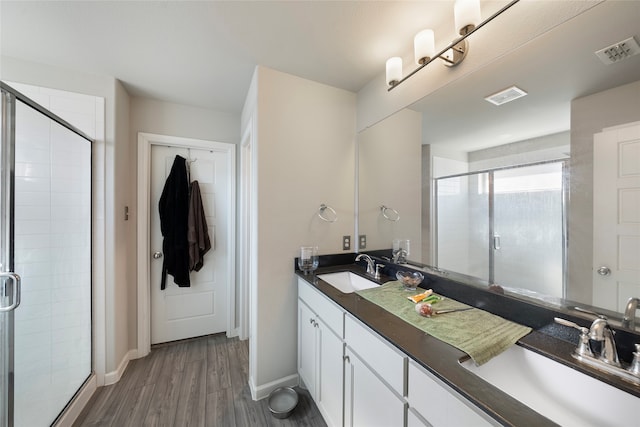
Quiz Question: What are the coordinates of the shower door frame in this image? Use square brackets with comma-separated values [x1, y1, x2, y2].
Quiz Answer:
[434, 158, 568, 292]
[0, 81, 94, 427]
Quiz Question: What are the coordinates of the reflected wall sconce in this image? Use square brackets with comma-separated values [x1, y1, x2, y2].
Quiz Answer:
[386, 0, 520, 90]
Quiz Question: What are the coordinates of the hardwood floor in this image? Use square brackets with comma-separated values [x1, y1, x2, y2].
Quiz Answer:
[74, 334, 327, 427]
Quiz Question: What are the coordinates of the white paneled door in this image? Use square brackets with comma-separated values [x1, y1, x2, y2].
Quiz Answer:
[593, 122, 640, 312]
[150, 144, 232, 344]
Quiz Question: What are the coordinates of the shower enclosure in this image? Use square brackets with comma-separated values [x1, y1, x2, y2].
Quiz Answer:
[1, 82, 92, 427]
[435, 160, 567, 298]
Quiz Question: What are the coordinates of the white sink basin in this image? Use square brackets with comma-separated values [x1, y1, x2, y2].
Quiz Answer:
[460, 344, 639, 427]
[317, 271, 379, 293]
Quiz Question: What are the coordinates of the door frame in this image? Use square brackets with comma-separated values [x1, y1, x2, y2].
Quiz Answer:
[136, 132, 236, 357]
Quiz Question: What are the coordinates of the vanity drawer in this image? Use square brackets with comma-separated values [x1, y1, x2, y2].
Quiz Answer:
[344, 314, 406, 396]
[298, 278, 344, 336]
[408, 360, 494, 427]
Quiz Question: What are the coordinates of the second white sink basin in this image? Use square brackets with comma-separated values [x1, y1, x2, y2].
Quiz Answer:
[317, 271, 378, 293]
[460, 344, 639, 427]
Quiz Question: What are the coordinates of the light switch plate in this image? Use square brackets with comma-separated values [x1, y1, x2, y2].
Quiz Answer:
[343, 235, 351, 251]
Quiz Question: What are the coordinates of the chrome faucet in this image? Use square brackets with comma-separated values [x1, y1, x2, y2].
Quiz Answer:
[622, 297, 639, 329]
[555, 315, 620, 366]
[392, 248, 407, 264]
[588, 317, 620, 367]
[355, 254, 375, 276]
[555, 316, 640, 382]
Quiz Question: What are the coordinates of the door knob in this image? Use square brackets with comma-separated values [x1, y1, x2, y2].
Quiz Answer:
[153, 252, 163, 259]
[597, 266, 611, 276]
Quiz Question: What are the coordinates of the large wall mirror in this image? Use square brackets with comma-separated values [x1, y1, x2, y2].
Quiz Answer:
[358, 1, 640, 328]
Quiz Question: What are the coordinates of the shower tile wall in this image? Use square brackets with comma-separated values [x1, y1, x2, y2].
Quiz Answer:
[8, 82, 104, 426]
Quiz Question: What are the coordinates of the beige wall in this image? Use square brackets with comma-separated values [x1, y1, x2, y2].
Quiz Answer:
[110, 80, 131, 372]
[250, 66, 356, 393]
[568, 80, 640, 303]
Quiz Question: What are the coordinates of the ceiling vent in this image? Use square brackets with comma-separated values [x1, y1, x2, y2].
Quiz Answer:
[595, 36, 640, 65]
[484, 86, 527, 106]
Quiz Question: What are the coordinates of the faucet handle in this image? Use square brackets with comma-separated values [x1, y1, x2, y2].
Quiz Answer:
[554, 317, 587, 332]
[374, 264, 385, 280]
[574, 306, 608, 320]
[554, 317, 595, 357]
[629, 345, 640, 377]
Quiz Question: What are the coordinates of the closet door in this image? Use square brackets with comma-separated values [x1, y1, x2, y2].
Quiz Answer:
[150, 144, 231, 344]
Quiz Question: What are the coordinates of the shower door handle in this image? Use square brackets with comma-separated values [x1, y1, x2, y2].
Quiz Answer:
[0, 272, 21, 312]
[493, 235, 501, 250]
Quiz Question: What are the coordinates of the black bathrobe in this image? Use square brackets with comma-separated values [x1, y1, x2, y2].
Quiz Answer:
[159, 155, 190, 289]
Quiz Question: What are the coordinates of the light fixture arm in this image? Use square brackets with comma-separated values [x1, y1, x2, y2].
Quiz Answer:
[388, 0, 520, 91]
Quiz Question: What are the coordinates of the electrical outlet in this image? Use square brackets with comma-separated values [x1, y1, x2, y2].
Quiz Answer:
[359, 235, 366, 249]
[343, 235, 351, 251]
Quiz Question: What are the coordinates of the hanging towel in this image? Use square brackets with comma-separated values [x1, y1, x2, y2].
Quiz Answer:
[159, 155, 190, 289]
[188, 180, 212, 271]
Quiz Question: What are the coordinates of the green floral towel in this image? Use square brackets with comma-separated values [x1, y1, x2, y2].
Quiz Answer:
[356, 281, 532, 365]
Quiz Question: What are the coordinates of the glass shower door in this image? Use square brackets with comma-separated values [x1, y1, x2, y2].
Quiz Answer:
[493, 162, 566, 297]
[1, 84, 18, 427]
[436, 172, 490, 280]
[435, 160, 566, 296]
[1, 84, 92, 427]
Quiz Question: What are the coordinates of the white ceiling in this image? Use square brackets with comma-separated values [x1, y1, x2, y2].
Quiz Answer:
[1, 0, 463, 112]
[1, 1, 639, 152]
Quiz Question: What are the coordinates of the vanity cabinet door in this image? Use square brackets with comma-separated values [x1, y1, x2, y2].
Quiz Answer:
[297, 279, 345, 427]
[344, 347, 406, 427]
[298, 300, 318, 393]
[316, 317, 344, 427]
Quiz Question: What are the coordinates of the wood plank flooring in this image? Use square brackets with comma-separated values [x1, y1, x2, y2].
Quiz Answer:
[74, 334, 327, 427]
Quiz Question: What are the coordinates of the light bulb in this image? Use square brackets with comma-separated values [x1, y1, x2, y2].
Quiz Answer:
[454, 0, 481, 35]
[414, 29, 435, 65]
[386, 57, 403, 87]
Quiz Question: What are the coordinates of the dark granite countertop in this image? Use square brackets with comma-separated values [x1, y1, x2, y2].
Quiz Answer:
[295, 257, 640, 427]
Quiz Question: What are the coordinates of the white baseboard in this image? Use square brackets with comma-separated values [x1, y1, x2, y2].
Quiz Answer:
[249, 373, 299, 401]
[104, 349, 138, 386]
[53, 375, 97, 427]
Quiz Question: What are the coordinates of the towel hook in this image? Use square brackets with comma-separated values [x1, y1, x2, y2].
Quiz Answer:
[318, 204, 338, 223]
[380, 205, 400, 222]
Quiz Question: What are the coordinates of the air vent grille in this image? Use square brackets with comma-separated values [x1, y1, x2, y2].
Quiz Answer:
[484, 86, 527, 106]
[595, 36, 640, 65]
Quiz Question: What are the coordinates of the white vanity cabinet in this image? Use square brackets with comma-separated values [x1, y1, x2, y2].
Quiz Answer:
[343, 314, 406, 427]
[298, 277, 498, 427]
[408, 360, 496, 427]
[297, 278, 345, 427]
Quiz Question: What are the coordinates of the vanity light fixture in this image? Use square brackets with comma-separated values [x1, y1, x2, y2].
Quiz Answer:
[386, 0, 520, 90]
